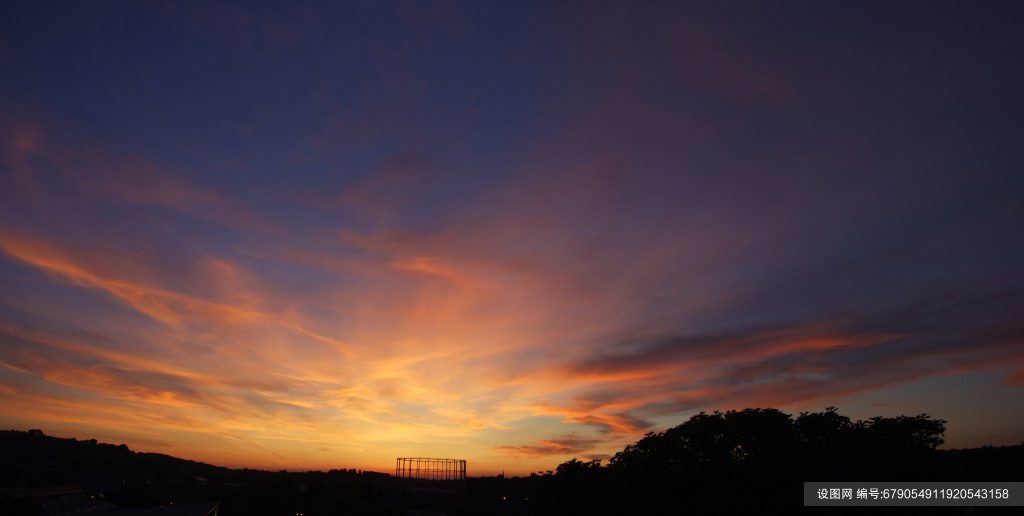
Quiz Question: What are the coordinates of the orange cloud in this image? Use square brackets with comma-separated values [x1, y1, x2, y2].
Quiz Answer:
[495, 436, 604, 458]
[0, 231, 265, 325]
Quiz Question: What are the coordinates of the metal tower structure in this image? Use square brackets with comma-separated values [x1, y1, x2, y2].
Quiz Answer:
[395, 458, 466, 499]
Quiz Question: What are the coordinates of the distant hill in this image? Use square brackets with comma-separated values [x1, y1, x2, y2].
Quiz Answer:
[0, 429, 233, 490]
[0, 430, 392, 514]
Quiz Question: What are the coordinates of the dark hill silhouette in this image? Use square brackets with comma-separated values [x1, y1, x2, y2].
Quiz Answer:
[0, 430, 394, 516]
[0, 428, 230, 492]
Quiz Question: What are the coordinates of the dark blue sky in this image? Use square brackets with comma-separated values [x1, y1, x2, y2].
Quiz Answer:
[0, 1, 1022, 473]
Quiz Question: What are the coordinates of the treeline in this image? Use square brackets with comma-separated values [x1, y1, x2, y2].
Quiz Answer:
[531, 407, 1023, 515]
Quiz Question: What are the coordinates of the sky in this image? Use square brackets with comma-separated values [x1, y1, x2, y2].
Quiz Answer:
[0, 1, 1023, 476]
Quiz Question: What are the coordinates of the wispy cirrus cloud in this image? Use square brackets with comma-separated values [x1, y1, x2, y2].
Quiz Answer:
[0, 117, 274, 232]
[496, 436, 604, 459]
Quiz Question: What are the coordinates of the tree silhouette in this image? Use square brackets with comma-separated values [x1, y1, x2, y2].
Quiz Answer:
[548, 407, 950, 515]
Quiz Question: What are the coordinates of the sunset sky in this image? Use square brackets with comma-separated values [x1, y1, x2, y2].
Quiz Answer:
[1, 1, 1023, 476]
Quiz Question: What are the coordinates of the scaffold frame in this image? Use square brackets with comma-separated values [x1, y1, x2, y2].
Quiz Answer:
[395, 458, 466, 498]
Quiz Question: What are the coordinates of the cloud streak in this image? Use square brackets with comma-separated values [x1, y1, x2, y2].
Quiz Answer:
[496, 436, 604, 459]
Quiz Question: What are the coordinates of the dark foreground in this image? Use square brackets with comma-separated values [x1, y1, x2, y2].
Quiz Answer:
[2, 408, 1023, 515]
